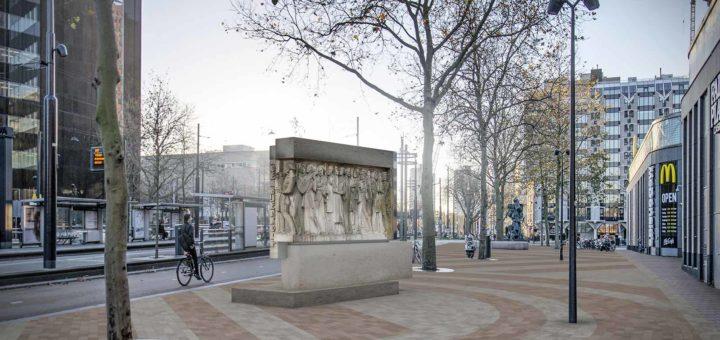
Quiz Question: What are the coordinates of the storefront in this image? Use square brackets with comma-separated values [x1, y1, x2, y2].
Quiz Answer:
[626, 115, 682, 257]
[682, 0, 719, 288]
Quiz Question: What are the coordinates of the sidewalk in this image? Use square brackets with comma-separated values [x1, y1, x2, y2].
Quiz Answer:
[1, 244, 718, 339]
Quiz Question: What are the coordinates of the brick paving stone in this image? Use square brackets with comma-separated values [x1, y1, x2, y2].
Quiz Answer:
[621, 250, 720, 333]
[2, 244, 719, 339]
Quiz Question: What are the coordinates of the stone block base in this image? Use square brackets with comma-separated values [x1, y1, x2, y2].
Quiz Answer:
[281, 241, 411, 290]
[231, 281, 399, 308]
[491, 241, 529, 250]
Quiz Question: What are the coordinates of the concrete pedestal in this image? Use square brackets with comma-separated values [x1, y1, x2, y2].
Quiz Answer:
[491, 240, 529, 250]
[232, 241, 411, 307]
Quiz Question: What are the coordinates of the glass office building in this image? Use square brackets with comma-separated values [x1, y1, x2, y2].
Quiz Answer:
[1, 0, 42, 200]
[0, 0, 140, 201]
[626, 114, 682, 257]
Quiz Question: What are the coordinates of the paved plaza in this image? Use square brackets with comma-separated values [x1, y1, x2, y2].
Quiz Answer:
[1, 243, 719, 339]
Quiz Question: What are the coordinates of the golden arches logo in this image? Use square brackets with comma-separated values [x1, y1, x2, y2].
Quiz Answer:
[659, 163, 676, 185]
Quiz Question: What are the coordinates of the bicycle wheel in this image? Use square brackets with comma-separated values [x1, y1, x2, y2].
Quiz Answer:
[200, 255, 214, 283]
[176, 258, 193, 286]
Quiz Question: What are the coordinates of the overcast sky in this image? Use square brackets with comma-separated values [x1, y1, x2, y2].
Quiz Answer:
[142, 0, 698, 173]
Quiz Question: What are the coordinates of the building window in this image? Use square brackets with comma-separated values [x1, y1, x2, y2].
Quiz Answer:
[638, 110, 654, 121]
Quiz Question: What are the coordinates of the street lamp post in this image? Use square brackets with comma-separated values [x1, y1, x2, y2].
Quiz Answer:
[557, 149, 568, 261]
[547, 0, 599, 324]
[41, 0, 68, 269]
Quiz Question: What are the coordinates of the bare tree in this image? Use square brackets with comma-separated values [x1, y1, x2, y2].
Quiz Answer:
[140, 76, 192, 255]
[523, 67, 606, 246]
[451, 166, 484, 255]
[227, 0, 544, 270]
[94, 0, 132, 337]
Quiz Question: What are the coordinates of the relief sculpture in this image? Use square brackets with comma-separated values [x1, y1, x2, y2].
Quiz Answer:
[271, 159, 393, 243]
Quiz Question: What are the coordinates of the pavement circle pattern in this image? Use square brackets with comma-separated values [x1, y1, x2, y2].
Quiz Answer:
[1, 244, 719, 339]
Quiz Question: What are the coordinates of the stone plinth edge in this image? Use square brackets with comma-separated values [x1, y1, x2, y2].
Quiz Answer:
[270, 137, 395, 169]
[491, 241, 530, 250]
[231, 281, 399, 308]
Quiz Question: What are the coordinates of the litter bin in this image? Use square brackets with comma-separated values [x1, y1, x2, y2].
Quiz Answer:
[174, 225, 183, 256]
[486, 236, 491, 258]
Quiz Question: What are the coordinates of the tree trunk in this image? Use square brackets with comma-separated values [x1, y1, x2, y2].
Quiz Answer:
[421, 103, 437, 271]
[478, 129, 488, 259]
[493, 176, 504, 239]
[95, 1, 133, 338]
[541, 189, 547, 246]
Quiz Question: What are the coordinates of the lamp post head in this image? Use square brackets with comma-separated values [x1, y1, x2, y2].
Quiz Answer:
[55, 44, 68, 58]
[547, 0, 564, 15]
[582, 0, 600, 11]
[547, 0, 599, 15]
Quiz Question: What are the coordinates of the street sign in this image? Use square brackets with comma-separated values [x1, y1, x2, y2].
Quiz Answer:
[90, 146, 104, 172]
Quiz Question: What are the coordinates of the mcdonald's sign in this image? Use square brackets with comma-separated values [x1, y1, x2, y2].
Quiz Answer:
[659, 162, 676, 185]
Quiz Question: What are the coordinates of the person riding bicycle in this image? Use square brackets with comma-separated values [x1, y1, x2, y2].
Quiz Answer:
[179, 213, 201, 280]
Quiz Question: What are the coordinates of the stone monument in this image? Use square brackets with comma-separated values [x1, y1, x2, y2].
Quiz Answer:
[232, 138, 411, 307]
[491, 197, 529, 250]
[505, 198, 524, 240]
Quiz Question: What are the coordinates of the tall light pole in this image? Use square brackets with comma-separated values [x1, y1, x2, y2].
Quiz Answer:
[195, 123, 200, 238]
[547, 0, 599, 324]
[42, 0, 68, 269]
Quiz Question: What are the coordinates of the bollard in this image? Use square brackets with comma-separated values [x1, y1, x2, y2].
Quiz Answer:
[485, 236, 491, 258]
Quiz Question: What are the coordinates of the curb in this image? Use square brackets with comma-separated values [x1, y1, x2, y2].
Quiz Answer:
[0, 248, 269, 287]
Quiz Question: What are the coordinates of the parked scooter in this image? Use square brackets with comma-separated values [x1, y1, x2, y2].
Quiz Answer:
[465, 235, 476, 258]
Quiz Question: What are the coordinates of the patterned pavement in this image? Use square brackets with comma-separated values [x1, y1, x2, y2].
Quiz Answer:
[1, 244, 718, 339]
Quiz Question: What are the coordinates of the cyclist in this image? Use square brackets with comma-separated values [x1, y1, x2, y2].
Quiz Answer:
[179, 213, 201, 280]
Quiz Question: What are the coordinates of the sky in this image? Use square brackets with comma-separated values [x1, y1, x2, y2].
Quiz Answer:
[142, 0, 699, 174]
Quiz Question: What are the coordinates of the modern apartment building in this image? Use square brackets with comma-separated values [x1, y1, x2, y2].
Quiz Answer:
[1, 0, 141, 200]
[585, 69, 688, 243]
[534, 69, 688, 243]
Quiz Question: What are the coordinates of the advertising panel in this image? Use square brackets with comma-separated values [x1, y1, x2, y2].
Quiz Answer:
[22, 206, 41, 245]
[659, 161, 678, 248]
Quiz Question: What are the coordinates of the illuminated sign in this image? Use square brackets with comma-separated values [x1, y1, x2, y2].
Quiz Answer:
[659, 161, 678, 248]
[659, 162, 676, 185]
[90, 146, 104, 172]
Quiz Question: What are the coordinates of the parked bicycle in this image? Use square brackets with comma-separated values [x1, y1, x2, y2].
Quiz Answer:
[176, 252, 214, 286]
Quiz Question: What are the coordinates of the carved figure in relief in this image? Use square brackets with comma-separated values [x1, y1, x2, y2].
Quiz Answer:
[358, 169, 373, 233]
[297, 164, 319, 235]
[279, 163, 297, 234]
[372, 171, 385, 234]
[381, 172, 393, 237]
[348, 169, 361, 234]
[329, 166, 346, 234]
[314, 166, 329, 234]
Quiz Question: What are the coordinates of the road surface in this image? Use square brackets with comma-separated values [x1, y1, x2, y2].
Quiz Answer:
[0, 256, 279, 322]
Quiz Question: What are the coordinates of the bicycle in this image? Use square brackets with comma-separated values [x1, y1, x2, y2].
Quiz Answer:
[176, 252, 214, 286]
[411, 239, 422, 264]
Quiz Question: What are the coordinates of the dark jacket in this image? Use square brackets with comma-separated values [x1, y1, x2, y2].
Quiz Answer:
[179, 222, 195, 251]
